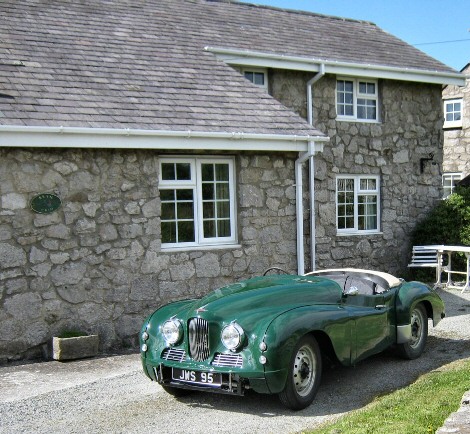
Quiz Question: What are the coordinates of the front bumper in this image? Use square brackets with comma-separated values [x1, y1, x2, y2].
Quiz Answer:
[142, 356, 272, 395]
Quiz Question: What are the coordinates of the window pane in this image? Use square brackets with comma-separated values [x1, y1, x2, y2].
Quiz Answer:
[161, 202, 175, 220]
[203, 202, 215, 219]
[160, 189, 175, 201]
[215, 164, 229, 181]
[203, 220, 216, 238]
[244, 71, 253, 82]
[254, 72, 265, 86]
[360, 178, 377, 191]
[357, 99, 376, 120]
[217, 201, 230, 218]
[337, 80, 354, 117]
[177, 189, 193, 201]
[178, 221, 195, 242]
[176, 163, 191, 180]
[177, 201, 194, 219]
[359, 82, 375, 94]
[201, 163, 214, 182]
[217, 219, 231, 237]
[161, 163, 175, 180]
[202, 183, 215, 200]
[162, 222, 176, 243]
[216, 182, 230, 200]
[358, 195, 377, 230]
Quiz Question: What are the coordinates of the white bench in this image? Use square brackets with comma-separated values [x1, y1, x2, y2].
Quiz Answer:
[408, 245, 470, 292]
[408, 245, 442, 283]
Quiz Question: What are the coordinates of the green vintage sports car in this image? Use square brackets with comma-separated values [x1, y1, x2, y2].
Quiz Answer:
[140, 268, 445, 410]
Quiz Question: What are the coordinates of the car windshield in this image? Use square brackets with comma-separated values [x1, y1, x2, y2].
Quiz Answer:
[309, 270, 391, 295]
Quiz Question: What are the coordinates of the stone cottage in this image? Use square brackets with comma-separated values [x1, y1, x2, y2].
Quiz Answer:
[442, 63, 470, 196]
[0, 0, 465, 360]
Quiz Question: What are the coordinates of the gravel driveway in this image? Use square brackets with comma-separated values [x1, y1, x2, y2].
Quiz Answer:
[0, 288, 469, 434]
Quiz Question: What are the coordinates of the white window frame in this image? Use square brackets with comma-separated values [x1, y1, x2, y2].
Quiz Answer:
[242, 68, 268, 89]
[442, 172, 462, 198]
[336, 175, 381, 235]
[443, 98, 463, 128]
[336, 77, 379, 123]
[159, 157, 237, 249]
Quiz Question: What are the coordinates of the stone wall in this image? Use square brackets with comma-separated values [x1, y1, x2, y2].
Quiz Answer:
[0, 148, 298, 361]
[442, 65, 470, 176]
[271, 70, 444, 274]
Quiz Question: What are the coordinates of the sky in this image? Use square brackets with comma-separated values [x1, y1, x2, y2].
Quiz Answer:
[239, 0, 470, 71]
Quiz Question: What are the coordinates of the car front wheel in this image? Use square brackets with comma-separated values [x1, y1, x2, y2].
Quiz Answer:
[278, 335, 322, 410]
[397, 303, 428, 359]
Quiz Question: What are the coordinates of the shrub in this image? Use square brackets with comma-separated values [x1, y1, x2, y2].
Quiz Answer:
[410, 186, 470, 281]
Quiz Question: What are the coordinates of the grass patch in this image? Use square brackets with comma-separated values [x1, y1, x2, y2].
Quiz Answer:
[311, 359, 470, 434]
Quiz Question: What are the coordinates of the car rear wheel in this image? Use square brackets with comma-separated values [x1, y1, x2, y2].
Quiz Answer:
[397, 303, 428, 359]
[278, 335, 322, 410]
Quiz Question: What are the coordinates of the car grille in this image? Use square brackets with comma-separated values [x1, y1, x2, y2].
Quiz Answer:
[212, 353, 243, 368]
[188, 317, 210, 361]
[161, 348, 186, 362]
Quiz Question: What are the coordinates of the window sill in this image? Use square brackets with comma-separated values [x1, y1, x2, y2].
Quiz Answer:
[443, 123, 462, 129]
[336, 232, 383, 237]
[336, 117, 381, 124]
[161, 243, 242, 253]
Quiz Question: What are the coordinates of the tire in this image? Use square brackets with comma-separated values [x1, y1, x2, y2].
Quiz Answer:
[162, 385, 193, 397]
[278, 335, 322, 411]
[397, 303, 428, 360]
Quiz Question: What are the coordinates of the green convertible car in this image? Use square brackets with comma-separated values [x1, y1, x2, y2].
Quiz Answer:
[140, 268, 445, 410]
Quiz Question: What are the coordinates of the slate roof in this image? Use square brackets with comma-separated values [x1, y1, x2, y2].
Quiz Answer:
[0, 0, 458, 135]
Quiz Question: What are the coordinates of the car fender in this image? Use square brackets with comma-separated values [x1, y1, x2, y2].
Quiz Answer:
[395, 281, 445, 343]
[261, 304, 353, 394]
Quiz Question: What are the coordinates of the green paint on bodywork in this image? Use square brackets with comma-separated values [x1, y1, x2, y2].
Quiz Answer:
[140, 273, 445, 396]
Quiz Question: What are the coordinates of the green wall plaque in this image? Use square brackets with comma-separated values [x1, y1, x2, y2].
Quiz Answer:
[30, 193, 62, 214]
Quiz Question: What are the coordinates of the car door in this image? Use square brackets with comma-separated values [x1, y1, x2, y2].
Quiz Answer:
[343, 287, 396, 364]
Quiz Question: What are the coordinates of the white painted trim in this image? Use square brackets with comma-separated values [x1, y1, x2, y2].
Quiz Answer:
[0, 125, 328, 152]
[205, 46, 465, 86]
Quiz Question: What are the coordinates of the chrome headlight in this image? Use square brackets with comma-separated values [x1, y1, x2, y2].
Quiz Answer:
[221, 322, 245, 351]
[161, 319, 183, 345]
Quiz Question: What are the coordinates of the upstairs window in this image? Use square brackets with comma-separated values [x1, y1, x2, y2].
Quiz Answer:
[336, 175, 380, 234]
[337, 78, 379, 122]
[243, 69, 268, 89]
[159, 157, 236, 249]
[443, 99, 462, 128]
[442, 173, 462, 198]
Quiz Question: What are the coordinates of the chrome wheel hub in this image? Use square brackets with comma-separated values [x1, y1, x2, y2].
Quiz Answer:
[293, 345, 316, 397]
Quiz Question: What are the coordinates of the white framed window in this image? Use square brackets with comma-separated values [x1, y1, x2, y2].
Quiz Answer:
[336, 78, 379, 122]
[159, 157, 236, 248]
[443, 98, 463, 128]
[442, 173, 462, 198]
[243, 68, 268, 89]
[336, 175, 380, 234]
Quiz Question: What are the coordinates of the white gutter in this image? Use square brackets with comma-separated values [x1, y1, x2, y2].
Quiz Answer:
[205, 46, 466, 86]
[0, 125, 328, 152]
[305, 64, 326, 273]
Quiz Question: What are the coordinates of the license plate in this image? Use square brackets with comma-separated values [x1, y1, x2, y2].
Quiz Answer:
[172, 368, 222, 386]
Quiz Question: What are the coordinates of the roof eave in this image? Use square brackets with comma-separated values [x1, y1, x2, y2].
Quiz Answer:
[206, 47, 466, 86]
[0, 125, 328, 152]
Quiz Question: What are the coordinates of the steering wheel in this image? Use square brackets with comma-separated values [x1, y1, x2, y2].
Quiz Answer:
[263, 267, 290, 276]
